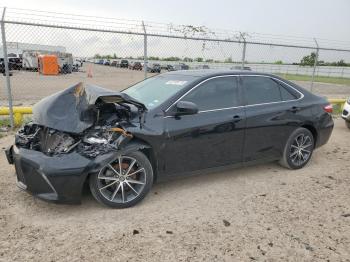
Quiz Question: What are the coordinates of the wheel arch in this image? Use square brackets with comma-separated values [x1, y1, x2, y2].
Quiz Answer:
[300, 123, 318, 146]
[86, 137, 157, 182]
[84, 137, 158, 198]
[124, 138, 158, 183]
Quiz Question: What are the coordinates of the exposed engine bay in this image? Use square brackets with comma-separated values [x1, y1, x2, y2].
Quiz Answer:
[15, 83, 146, 158]
[15, 123, 133, 158]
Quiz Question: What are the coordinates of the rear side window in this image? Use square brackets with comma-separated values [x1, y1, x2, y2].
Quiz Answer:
[279, 81, 299, 100]
[183, 76, 239, 111]
[280, 85, 296, 100]
[242, 76, 297, 105]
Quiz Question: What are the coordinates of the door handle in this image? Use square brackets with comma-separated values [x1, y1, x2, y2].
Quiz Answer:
[233, 115, 242, 122]
[288, 106, 301, 113]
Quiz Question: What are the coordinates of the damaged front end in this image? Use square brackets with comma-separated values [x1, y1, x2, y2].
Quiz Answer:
[6, 83, 147, 204]
[15, 123, 133, 159]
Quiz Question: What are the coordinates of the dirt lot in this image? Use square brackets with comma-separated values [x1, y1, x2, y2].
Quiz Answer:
[0, 64, 349, 107]
[0, 118, 349, 261]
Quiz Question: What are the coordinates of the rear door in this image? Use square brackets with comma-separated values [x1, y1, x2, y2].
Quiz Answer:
[240, 75, 302, 162]
[162, 76, 246, 175]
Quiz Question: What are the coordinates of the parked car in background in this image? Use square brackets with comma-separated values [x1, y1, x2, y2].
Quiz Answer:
[8, 58, 22, 70]
[0, 59, 5, 73]
[103, 59, 110, 66]
[342, 98, 350, 129]
[75, 59, 83, 67]
[6, 71, 334, 208]
[0, 58, 20, 72]
[120, 59, 129, 68]
[166, 65, 175, 71]
[72, 59, 82, 72]
[129, 61, 143, 70]
[110, 60, 119, 67]
[195, 65, 210, 69]
[173, 63, 189, 71]
[72, 64, 79, 72]
[60, 64, 72, 74]
[0, 62, 13, 75]
[231, 66, 252, 71]
[146, 63, 161, 73]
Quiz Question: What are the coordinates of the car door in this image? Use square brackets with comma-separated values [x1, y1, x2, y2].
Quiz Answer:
[241, 75, 302, 162]
[162, 76, 246, 176]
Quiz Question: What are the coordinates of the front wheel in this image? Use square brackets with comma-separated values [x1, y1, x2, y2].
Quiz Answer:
[279, 128, 314, 169]
[89, 151, 153, 208]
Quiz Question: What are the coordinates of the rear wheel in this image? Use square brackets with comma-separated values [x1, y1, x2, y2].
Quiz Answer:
[279, 128, 314, 169]
[89, 151, 153, 208]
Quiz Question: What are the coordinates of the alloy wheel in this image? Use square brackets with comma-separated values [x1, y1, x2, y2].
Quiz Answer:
[289, 134, 313, 166]
[97, 156, 146, 203]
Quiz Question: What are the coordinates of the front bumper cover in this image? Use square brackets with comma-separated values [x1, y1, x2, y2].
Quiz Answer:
[6, 145, 118, 204]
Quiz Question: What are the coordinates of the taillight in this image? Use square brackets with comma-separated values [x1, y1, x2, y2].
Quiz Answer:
[323, 104, 333, 113]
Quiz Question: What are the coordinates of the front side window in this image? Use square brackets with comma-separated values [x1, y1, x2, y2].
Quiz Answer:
[182, 76, 239, 111]
[242, 76, 297, 105]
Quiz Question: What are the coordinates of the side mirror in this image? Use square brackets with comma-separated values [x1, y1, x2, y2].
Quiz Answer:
[175, 101, 198, 116]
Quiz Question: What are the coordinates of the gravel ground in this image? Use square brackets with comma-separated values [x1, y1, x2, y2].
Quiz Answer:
[0, 118, 349, 261]
[0, 64, 349, 107]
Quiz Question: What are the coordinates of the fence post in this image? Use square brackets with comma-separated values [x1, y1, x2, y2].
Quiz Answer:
[310, 38, 319, 93]
[142, 21, 147, 79]
[1, 7, 14, 129]
[240, 32, 246, 69]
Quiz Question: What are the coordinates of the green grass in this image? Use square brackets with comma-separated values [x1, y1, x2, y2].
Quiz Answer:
[277, 73, 350, 85]
[331, 103, 345, 115]
[0, 118, 11, 128]
[0, 118, 11, 138]
[0, 115, 33, 140]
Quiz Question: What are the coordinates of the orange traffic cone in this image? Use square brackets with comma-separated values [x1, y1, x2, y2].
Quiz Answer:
[87, 64, 93, 78]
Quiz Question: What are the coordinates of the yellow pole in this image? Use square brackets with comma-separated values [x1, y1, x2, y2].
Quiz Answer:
[0, 107, 32, 127]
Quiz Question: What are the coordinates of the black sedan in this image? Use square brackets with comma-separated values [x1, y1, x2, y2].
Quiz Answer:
[6, 70, 334, 208]
[119, 59, 129, 68]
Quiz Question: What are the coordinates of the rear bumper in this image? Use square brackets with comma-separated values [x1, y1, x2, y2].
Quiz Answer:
[315, 114, 334, 148]
[6, 145, 117, 204]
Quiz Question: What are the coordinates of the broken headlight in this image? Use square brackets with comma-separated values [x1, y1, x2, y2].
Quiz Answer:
[83, 136, 108, 144]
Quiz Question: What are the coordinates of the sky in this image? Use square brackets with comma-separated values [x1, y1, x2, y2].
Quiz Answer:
[1, 0, 350, 62]
[2, 0, 349, 41]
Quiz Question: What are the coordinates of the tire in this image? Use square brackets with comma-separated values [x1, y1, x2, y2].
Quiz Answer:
[346, 121, 350, 129]
[89, 151, 153, 208]
[279, 127, 314, 169]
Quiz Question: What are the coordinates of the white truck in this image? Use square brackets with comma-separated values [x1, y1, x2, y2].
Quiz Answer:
[22, 51, 40, 70]
[342, 98, 350, 129]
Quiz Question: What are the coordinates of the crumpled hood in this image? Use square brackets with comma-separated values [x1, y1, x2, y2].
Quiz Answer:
[32, 82, 146, 133]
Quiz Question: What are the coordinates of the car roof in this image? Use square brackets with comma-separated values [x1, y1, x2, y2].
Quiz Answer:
[159, 69, 303, 92]
[161, 69, 276, 78]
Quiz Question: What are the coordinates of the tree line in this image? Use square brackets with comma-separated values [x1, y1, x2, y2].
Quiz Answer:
[299, 52, 349, 66]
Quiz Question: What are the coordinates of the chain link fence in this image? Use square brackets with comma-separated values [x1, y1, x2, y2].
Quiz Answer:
[1, 7, 350, 127]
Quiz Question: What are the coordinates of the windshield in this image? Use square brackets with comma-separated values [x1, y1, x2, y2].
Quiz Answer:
[122, 74, 197, 109]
